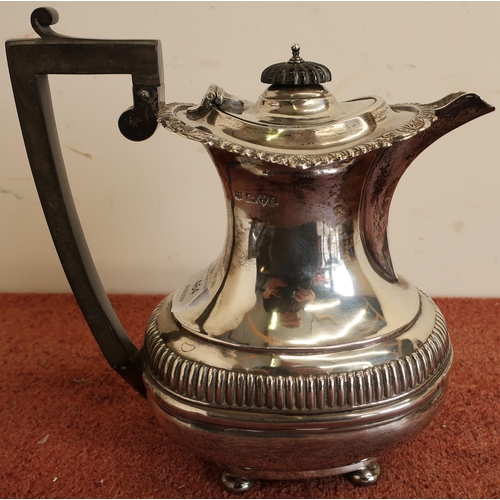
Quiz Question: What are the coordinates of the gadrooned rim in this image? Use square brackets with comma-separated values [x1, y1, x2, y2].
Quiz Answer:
[158, 101, 438, 169]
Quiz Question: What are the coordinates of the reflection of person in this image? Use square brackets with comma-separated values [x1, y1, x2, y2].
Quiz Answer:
[263, 277, 315, 327]
[258, 221, 319, 328]
[263, 277, 315, 305]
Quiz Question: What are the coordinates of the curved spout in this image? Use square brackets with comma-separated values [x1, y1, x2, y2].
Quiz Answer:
[360, 92, 495, 282]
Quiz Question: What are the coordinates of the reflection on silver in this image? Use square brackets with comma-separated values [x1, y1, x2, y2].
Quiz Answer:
[145, 290, 449, 405]
[304, 299, 340, 312]
[169, 160, 420, 350]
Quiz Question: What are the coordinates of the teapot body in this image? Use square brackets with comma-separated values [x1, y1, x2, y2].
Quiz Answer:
[141, 144, 452, 482]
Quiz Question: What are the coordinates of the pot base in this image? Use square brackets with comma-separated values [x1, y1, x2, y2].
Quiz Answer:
[145, 367, 448, 482]
[222, 458, 380, 492]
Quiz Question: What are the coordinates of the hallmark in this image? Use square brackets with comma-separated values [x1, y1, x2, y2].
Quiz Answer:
[235, 190, 278, 207]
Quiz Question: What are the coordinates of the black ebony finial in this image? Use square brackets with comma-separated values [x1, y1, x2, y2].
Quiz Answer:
[261, 46, 332, 87]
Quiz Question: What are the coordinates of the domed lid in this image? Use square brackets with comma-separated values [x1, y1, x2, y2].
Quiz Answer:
[159, 46, 438, 169]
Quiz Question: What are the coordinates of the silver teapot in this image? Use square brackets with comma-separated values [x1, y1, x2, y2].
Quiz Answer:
[6, 8, 494, 493]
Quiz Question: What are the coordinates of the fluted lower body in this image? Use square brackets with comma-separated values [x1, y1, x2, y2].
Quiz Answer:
[142, 290, 452, 478]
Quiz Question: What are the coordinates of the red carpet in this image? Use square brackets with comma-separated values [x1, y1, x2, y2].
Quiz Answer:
[1, 293, 499, 498]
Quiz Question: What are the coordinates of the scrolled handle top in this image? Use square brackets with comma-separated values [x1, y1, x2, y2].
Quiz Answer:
[31, 7, 61, 38]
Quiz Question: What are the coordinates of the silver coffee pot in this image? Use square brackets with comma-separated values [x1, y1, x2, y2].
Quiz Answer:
[6, 8, 494, 493]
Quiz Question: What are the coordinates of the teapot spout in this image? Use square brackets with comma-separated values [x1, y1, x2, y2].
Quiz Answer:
[432, 91, 495, 123]
[361, 91, 494, 282]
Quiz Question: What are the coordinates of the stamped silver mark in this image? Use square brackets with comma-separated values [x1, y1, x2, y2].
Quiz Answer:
[235, 190, 278, 207]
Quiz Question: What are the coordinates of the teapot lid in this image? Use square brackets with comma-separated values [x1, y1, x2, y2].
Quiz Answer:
[159, 46, 437, 169]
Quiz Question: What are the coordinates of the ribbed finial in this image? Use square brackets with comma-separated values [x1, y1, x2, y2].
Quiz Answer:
[261, 46, 332, 87]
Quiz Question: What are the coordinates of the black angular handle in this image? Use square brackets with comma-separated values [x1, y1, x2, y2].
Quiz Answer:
[5, 7, 165, 396]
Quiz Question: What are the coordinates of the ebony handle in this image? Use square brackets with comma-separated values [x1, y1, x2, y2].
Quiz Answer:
[5, 7, 165, 396]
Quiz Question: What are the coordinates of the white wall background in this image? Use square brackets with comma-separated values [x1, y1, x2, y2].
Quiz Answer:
[1, 1, 499, 297]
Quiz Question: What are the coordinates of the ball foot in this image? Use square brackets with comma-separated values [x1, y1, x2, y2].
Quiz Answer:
[345, 460, 381, 486]
[221, 471, 256, 493]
